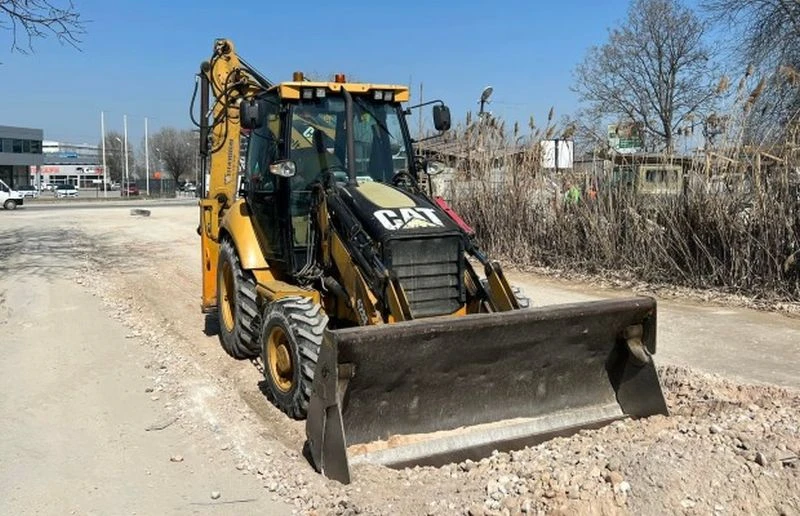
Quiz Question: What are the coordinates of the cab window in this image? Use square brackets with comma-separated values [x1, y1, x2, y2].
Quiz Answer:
[247, 93, 282, 193]
[288, 95, 412, 186]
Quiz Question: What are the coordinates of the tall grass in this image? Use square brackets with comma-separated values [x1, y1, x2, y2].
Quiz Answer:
[433, 103, 800, 301]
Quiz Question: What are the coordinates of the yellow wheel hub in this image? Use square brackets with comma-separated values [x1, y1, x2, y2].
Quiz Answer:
[267, 326, 294, 392]
[220, 260, 235, 332]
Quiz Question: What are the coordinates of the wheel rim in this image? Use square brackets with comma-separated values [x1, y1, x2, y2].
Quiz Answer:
[267, 326, 294, 393]
[220, 260, 235, 332]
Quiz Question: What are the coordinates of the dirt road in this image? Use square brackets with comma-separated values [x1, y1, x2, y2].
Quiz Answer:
[0, 208, 290, 515]
[1, 204, 797, 515]
[505, 272, 800, 389]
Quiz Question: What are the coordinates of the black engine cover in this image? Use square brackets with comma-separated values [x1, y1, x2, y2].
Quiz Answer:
[338, 182, 466, 318]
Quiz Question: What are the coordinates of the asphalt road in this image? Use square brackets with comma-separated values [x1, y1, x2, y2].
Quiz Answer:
[17, 197, 197, 211]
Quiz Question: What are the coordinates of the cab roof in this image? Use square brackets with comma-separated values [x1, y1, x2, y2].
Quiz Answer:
[270, 81, 410, 102]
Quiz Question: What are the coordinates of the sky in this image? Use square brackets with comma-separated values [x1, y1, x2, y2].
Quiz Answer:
[0, 0, 693, 146]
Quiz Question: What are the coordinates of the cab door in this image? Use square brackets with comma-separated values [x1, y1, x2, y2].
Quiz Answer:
[244, 94, 291, 268]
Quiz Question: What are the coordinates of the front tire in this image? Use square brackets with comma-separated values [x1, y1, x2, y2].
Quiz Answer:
[4, 200, 17, 210]
[216, 238, 260, 359]
[261, 297, 327, 419]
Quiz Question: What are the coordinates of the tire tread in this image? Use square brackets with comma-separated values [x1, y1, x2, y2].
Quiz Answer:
[261, 296, 328, 419]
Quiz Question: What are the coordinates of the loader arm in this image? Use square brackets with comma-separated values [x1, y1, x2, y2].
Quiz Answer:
[198, 39, 271, 310]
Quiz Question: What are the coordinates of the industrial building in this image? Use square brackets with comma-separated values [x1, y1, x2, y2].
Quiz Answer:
[0, 125, 44, 188]
[35, 140, 105, 188]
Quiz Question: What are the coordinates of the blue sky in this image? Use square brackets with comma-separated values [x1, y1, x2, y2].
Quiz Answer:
[1, 0, 670, 145]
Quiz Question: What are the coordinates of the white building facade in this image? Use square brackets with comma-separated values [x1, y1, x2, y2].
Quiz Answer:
[30, 141, 105, 188]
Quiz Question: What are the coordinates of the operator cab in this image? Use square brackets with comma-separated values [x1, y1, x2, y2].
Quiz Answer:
[241, 78, 449, 278]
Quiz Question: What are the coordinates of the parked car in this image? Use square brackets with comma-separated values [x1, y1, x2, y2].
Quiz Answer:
[0, 179, 24, 210]
[122, 182, 140, 196]
[16, 185, 39, 199]
[54, 184, 79, 198]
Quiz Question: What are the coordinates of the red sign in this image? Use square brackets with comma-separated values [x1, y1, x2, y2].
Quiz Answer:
[29, 166, 105, 175]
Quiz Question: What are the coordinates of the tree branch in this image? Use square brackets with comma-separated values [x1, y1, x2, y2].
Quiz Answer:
[0, 0, 85, 54]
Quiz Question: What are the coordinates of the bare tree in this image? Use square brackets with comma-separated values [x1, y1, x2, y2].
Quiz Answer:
[573, 0, 718, 151]
[0, 0, 85, 53]
[702, 0, 800, 140]
[149, 128, 196, 184]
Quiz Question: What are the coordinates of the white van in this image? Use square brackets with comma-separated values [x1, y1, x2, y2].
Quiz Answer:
[0, 179, 24, 210]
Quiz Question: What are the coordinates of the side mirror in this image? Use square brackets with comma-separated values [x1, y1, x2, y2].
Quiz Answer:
[433, 105, 451, 132]
[269, 159, 296, 178]
[240, 99, 264, 130]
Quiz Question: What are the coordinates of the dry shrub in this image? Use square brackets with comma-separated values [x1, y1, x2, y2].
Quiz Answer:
[435, 117, 800, 301]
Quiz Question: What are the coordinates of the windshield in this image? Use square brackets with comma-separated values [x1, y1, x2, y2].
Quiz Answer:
[288, 96, 411, 189]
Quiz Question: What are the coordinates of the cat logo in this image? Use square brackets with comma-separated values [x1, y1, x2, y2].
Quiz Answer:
[374, 207, 445, 231]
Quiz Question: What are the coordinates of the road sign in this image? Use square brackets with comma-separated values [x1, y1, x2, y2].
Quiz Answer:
[608, 123, 643, 154]
[540, 139, 574, 170]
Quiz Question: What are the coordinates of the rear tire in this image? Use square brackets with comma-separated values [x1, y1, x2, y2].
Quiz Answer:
[261, 297, 327, 420]
[4, 200, 17, 210]
[216, 238, 260, 359]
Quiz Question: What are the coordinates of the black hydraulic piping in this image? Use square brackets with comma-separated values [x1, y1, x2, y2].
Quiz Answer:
[239, 57, 275, 90]
[199, 64, 211, 197]
[199, 64, 210, 157]
[340, 88, 357, 186]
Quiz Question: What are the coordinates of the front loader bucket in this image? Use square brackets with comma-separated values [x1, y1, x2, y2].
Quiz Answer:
[305, 297, 668, 484]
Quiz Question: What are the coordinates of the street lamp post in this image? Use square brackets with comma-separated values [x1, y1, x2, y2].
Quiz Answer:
[100, 111, 107, 198]
[145, 117, 150, 197]
[479, 86, 493, 120]
[123, 114, 130, 192]
[114, 137, 122, 193]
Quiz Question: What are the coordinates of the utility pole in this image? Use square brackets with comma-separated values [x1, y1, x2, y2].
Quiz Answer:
[123, 114, 129, 189]
[145, 117, 150, 197]
[418, 82, 423, 140]
[101, 111, 107, 198]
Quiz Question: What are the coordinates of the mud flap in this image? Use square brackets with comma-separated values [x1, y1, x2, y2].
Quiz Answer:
[305, 297, 667, 484]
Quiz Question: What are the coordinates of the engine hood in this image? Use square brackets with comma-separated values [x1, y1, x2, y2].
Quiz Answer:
[339, 182, 462, 242]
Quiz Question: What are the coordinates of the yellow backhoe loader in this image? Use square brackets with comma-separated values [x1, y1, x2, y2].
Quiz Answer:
[194, 38, 668, 484]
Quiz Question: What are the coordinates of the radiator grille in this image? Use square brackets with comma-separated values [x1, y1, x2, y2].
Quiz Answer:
[385, 236, 463, 318]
